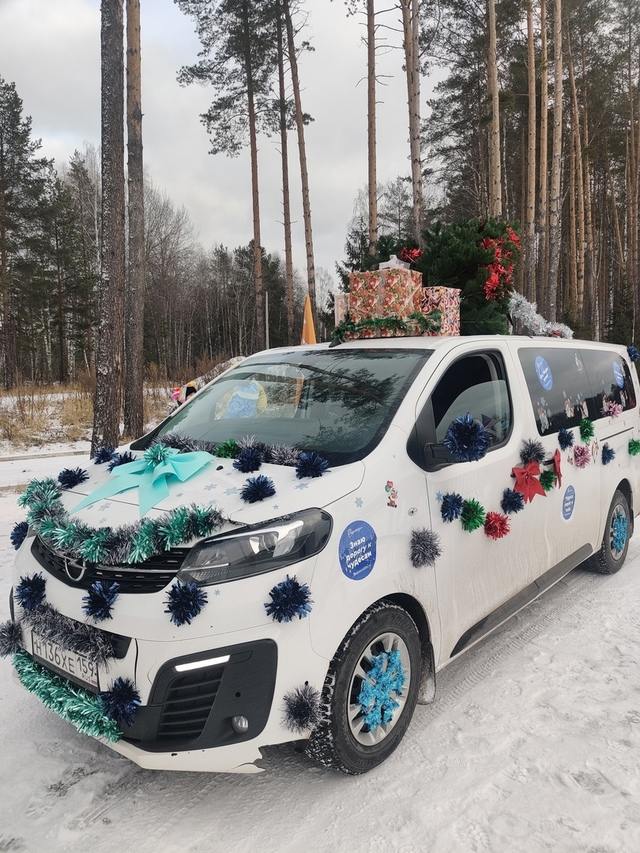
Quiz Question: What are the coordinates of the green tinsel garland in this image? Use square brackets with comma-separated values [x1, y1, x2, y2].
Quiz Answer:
[13, 650, 121, 742]
[579, 418, 594, 443]
[539, 470, 556, 492]
[330, 310, 442, 347]
[214, 439, 239, 459]
[461, 498, 486, 532]
[629, 439, 640, 456]
[19, 478, 224, 566]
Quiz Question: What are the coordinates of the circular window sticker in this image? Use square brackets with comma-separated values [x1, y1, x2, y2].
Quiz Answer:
[562, 485, 576, 521]
[339, 520, 377, 581]
[535, 355, 553, 391]
[613, 361, 625, 389]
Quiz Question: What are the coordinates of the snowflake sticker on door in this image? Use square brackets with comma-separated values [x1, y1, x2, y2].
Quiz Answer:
[339, 521, 377, 581]
[535, 355, 553, 391]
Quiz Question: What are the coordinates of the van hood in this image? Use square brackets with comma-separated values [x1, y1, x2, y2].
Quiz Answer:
[58, 455, 365, 530]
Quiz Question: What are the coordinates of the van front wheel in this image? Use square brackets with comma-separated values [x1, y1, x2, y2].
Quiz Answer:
[584, 489, 632, 575]
[306, 601, 421, 774]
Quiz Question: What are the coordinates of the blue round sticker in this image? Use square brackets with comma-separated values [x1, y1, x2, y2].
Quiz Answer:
[339, 520, 377, 581]
[613, 361, 625, 389]
[535, 355, 553, 391]
[562, 485, 576, 520]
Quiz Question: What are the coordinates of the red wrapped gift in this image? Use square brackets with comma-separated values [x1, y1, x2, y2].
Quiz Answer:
[348, 268, 422, 322]
[419, 286, 461, 336]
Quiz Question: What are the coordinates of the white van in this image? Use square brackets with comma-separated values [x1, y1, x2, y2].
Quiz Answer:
[6, 335, 639, 775]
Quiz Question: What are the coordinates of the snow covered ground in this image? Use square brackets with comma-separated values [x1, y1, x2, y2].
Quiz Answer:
[1, 461, 640, 852]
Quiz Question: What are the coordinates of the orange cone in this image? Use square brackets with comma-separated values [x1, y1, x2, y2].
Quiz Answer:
[301, 294, 317, 345]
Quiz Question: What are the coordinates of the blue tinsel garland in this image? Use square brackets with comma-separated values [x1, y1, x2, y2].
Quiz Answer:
[442, 413, 490, 463]
[357, 649, 405, 732]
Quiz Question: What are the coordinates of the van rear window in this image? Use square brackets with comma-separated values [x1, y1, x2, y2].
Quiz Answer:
[518, 347, 636, 436]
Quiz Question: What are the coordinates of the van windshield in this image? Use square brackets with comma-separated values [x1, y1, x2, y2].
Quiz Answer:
[143, 348, 431, 465]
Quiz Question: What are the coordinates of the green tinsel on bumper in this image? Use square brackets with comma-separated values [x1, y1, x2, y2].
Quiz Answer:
[13, 650, 122, 743]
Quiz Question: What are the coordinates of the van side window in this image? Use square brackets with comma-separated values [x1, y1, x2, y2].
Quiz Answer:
[518, 347, 637, 437]
[409, 352, 512, 470]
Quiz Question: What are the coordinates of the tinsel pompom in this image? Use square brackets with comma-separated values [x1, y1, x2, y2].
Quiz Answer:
[269, 445, 300, 466]
[157, 507, 191, 549]
[264, 575, 313, 623]
[501, 488, 524, 514]
[410, 528, 442, 567]
[10, 520, 29, 550]
[484, 511, 510, 540]
[440, 492, 464, 523]
[602, 399, 623, 418]
[108, 451, 135, 471]
[144, 442, 171, 467]
[18, 478, 61, 508]
[164, 580, 208, 627]
[558, 428, 575, 450]
[241, 475, 276, 503]
[214, 439, 239, 459]
[187, 504, 224, 539]
[520, 439, 545, 465]
[282, 683, 321, 734]
[82, 581, 120, 622]
[461, 499, 486, 532]
[602, 443, 615, 465]
[579, 418, 595, 443]
[15, 573, 46, 611]
[100, 677, 141, 728]
[127, 519, 160, 564]
[233, 446, 263, 473]
[627, 345, 640, 362]
[0, 620, 22, 657]
[573, 444, 591, 468]
[160, 432, 216, 454]
[442, 413, 490, 463]
[58, 467, 89, 489]
[629, 439, 640, 457]
[94, 446, 115, 464]
[295, 451, 330, 479]
[539, 469, 556, 491]
[78, 528, 113, 564]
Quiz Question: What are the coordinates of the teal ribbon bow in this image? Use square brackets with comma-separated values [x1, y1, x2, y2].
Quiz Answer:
[73, 447, 214, 517]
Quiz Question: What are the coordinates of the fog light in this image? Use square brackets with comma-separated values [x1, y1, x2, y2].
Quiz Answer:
[232, 715, 249, 734]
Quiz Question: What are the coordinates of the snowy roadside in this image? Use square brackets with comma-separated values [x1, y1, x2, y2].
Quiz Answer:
[1, 478, 640, 851]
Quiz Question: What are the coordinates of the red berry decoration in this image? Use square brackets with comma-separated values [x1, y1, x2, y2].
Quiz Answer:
[484, 511, 510, 540]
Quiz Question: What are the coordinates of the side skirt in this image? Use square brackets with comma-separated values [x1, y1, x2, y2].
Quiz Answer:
[449, 544, 593, 659]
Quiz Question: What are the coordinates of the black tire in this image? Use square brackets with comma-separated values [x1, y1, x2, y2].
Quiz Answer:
[306, 601, 421, 774]
[583, 489, 632, 575]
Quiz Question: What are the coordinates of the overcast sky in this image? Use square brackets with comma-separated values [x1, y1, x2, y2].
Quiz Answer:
[0, 0, 431, 284]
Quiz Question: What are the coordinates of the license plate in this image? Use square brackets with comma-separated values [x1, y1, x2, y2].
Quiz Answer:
[31, 632, 99, 691]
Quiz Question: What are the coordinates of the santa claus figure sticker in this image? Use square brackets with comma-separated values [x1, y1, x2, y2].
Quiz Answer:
[339, 520, 377, 580]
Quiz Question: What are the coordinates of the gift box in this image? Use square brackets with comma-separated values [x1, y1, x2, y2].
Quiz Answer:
[419, 286, 461, 336]
[348, 268, 423, 323]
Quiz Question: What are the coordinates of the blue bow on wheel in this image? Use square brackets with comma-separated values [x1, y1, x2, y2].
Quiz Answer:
[72, 445, 214, 517]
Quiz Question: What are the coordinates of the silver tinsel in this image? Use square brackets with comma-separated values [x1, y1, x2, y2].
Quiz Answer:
[508, 293, 573, 339]
[269, 445, 300, 467]
[21, 604, 116, 665]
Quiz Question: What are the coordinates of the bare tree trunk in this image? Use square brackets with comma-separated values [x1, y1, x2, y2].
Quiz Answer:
[276, 0, 294, 344]
[537, 0, 549, 307]
[124, 0, 145, 438]
[367, 0, 378, 253]
[525, 0, 537, 301]
[567, 29, 585, 325]
[242, 0, 265, 351]
[568, 129, 578, 319]
[92, 0, 125, 455]
[284, 0, 317, 325]
[486, 0, 502, 218]
[400, 0, 423, 241]
[547, 0, 563, 322]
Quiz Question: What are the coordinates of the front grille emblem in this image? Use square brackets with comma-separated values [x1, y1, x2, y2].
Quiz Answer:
[63, 556, 87, 582]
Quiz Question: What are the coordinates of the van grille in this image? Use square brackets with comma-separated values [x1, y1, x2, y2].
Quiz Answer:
[31, 536, 188, 594]
[155, 664, 225, 743]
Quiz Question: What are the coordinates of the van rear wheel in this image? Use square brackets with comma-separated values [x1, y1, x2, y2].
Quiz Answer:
[584, 489, 632, 575]
[306, 601, 421, 774]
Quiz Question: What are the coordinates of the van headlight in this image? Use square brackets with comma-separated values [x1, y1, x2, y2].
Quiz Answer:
[178, 509, 333, 586]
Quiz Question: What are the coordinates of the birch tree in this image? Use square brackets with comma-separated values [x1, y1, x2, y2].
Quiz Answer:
[486, 0, 502, 217]
[546, 0, 563, 321]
